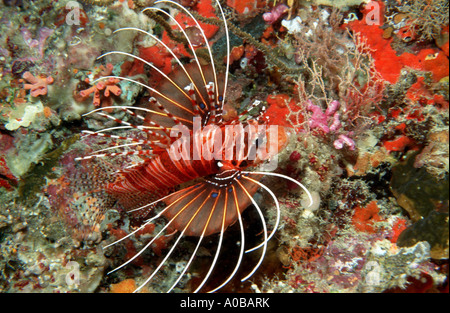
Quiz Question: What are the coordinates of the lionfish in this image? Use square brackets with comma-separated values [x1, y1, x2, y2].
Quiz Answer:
[74, 0, 312, 292]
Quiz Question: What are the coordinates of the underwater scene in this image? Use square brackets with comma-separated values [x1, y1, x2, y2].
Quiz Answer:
[0, 0, 448, 294]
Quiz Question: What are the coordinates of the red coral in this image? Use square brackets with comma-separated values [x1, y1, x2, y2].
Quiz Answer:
[0, 158, 16, 190]
[385, 272, 443, 293]
[346, 1, 449, 84]
[422, 50, 449, 82]
[227, 0, 265, 15]
[289, 151, 301, 162]
[383, 135, 418, 153]
[177, 0, 219, 39]
[389, 218, 408, 243]
[138, 45, 174, 85]
[264, 94, 304, 129]
[0, 133, 18, 190]
[264, 94, 291, 126]
[406, 76, 448, 108]
[352, 200, 383, 233]
[131, 0, 220, 80]
[108, 225, 143, 266]
[22, 71, 54, 97]
[135, 223, 155, 239]
[162, 0, 219, 59]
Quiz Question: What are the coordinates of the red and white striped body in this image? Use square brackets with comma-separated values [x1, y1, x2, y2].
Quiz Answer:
[106, 140, 219, 203]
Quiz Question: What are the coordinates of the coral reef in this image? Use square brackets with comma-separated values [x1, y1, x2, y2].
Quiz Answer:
[0, 0, 448, 295]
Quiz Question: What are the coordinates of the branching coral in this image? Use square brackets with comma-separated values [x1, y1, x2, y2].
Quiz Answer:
[401, 0, 449, 41]
[74, 63, 122, 108]
[22, 71, 54, 97]
[76, 78, 122, 107]
[292, 8, 347, 89]
[337, 32, 385, 124]
[306, 99, 356, 150]
[291, 28, 384, 140]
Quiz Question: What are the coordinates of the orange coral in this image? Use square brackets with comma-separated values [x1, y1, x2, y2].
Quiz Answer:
[22, 72, 54, 97]
[76, 78, 122, 108]
[43, 106, 53, 118]
[228, 45, 244, 64]
[290, 245, 324, 264]
[110, 278, 137, 293]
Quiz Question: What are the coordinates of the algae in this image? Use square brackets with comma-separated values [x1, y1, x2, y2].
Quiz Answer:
[391, 152, 449, 259]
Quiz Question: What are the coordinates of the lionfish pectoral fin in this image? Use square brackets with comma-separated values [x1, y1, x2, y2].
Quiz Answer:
[162, 181, 223, 237]
[160, 172, 265, 292]
[162, 172, 261, 237]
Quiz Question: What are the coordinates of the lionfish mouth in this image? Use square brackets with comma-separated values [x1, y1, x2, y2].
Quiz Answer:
[76, 0, 313, 293]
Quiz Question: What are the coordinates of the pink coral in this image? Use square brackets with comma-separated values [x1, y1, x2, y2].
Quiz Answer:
[334, 134, 356, 151]
[307, 100, 340, 134]
[307, 100, 330, 133]
[263, 4, 289, 24]
[22, 71, 54, 97]
[306, 99, 356, 150]
[21, 27, 54, 59]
